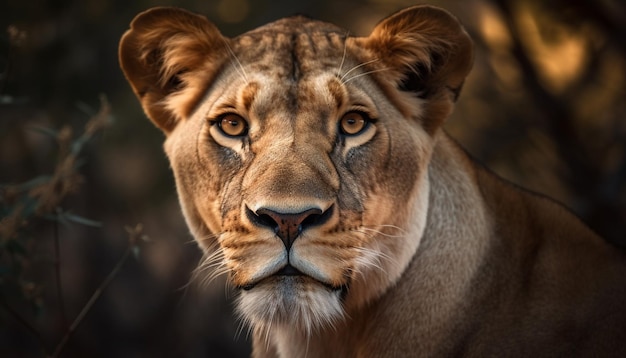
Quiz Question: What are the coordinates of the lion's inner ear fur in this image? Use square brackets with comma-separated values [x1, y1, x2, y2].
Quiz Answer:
[366, 5, 473, 133]
[119, 7, 227, 133]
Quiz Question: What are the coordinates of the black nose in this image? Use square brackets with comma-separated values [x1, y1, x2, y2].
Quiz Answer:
[246, 206, 333, 250]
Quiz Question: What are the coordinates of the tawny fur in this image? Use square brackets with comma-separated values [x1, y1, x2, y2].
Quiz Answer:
[119, 5, 626, 357]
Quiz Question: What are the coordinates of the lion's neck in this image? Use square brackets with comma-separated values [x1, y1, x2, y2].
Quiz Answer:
[384, 133, 493, 353]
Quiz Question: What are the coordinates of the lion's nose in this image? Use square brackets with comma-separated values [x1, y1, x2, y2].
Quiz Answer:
[247, 206, 333, 250]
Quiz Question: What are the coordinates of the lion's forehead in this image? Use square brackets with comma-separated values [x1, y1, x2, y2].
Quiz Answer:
[236, 75, 347, 123]
[202, 19, 383, 136]
[231, 20, 353, 79]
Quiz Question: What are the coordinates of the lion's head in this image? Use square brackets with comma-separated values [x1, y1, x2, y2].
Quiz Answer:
[119, 5, 472, 336]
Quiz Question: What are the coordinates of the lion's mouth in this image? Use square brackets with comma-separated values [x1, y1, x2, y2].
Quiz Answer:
[275, 264, 302, 276]
[240, 264, 345, 292]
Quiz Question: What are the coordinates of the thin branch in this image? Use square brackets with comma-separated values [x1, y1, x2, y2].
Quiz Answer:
[53, 210, 68, 331]
[49, 245, 133, 358]
[0, 293, 49, 354]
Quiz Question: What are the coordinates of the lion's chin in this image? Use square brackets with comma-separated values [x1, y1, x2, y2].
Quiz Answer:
[236, 275, 345, 336]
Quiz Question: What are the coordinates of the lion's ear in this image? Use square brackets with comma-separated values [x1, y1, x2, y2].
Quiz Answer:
[119, 7, 227, 133]
[366, 5, 473, 132]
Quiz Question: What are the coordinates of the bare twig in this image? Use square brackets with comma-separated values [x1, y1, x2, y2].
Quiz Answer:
[0, 293, 49, 354]
[53, 211, 68, 331]
[1, 96, 117, 356]
[49, 244, 133, 358]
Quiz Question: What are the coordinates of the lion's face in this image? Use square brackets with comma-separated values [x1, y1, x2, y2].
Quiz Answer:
[120, 6, 472, 335]
[166, 27, 433, 333]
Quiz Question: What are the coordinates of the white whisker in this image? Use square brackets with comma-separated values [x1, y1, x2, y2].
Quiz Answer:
[336, 31, 350, 77]
[342, 68, 390, 84]
[376, 224, 408, 232]
[186, 241, 230, 291]
[234, 320, 245, 341]
[339, 58, 380, 83]
[222, 38, 249, 84]
[264, 320, 273, 352]
[359, 245, 394, 264]
[356, 225, 406, 238]
[183, 231, 219, 246]
[245, 324, 254, 341]
[354, 247, 389, 270]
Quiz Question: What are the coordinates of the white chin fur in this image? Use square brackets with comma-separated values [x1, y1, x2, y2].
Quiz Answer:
[236, 277, 344, 337]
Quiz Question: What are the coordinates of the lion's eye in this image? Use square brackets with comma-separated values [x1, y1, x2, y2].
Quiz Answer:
[217, 114, 248, 137]
[339, 112, 368, 136]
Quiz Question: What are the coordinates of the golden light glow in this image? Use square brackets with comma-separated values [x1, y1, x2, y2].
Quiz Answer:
[478, 4, 521, 90]
[516, 4, 588, 93]
[479, 4, 511, 50]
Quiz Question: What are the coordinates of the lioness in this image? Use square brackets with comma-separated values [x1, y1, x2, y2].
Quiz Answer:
[119, 5, 626, 357]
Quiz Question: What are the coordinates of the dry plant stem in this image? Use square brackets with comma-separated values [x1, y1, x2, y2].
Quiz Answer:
[49, 244, 133, 358]
[0, 96, 115, 356]
[0, 294, 50, 354]
[53, 216, 68, 331]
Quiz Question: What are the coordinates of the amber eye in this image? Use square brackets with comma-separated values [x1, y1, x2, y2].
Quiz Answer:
[217, 114, 248, 137]
[339, 112, 368, 136]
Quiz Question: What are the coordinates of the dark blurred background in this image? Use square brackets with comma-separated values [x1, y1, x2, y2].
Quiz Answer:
[1, 0, 624, 357]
